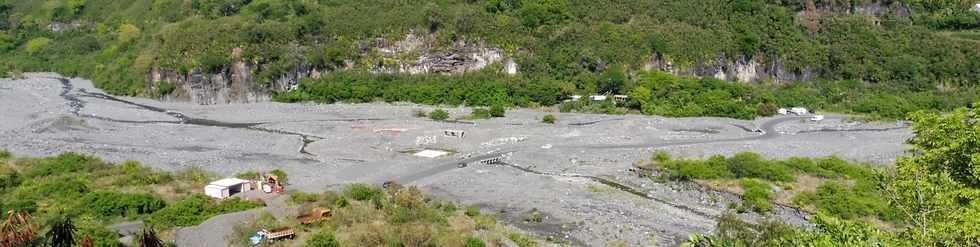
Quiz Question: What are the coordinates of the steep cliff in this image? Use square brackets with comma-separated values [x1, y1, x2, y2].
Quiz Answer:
[148, 32, 512, 105]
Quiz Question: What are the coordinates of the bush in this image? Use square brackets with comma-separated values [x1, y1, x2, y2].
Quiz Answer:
[429, 109, 450, 121]
[465, 237, 486, 247]
[739, 179, 774, 213]
[305, 230, 340, 247]
[794, 181, 876, 220]
[345, 183, 382, 201]
[82, 192, 166, 218]
[117, 24, 141, 43]
[25, 37, 52, 55]
[148, 195, 263, 227]
[157, 81, 176, 96]
[464, 206, 481, 217]
[235, 171, 261, 180]
[489, 105, 506, 118]
[470, 108, 492, 119]
[0, 150, 10, 160]
[413, 109, 428, 118]
[541, 114, 556, 124]
[290, 192, 320, 204]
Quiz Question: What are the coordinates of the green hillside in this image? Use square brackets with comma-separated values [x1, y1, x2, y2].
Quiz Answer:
[0, 0, 978, 118]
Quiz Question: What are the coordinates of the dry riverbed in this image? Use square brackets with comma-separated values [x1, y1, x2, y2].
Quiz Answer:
[0, 74, 912, 246]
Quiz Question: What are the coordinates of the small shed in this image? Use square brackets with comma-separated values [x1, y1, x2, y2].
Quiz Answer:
[589, 95, 608, 101]
[569, 95, 583, 101]
[205, 178, 252, 199]
[777, 108, 788, 115]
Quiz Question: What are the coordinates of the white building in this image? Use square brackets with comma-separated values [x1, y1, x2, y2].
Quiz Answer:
[777, 108, 788, 115]
[790, 107, 809, 115]
[205, 178, 252, 199]
[589, 95, 608, 101]
[569, 95, 582, 101]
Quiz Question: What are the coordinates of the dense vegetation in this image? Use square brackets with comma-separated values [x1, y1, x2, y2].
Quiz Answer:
[228, 183, 536, 247]
[650, 151, 895, 221]
[0, 152, 263, 246]
[676, 105, 980, 246]
[0, 0, 978, 119]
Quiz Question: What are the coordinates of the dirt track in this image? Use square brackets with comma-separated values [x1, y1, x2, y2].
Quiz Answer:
[0, 74, 913, 246]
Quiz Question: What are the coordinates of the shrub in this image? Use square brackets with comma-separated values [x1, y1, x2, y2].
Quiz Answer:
[156, 81, 176, 96]
[148, 195, 263, 227]
[465, 237, 486, 247]
[464, 206, 480, 217]
[290, 192, 320, 204]
[305, 230, 340, 247]
[794, 181, 877, 220]
[25, 37, 52, 55]
[82, 192, 166, 218]
[234, 171, 261, 180]
[470, 108, 492, 119]
[489, 105, 506, 118]
[27, 153, 103, 178]
[345, 183, 382, 201]
[117, 24, 141, 43]
[429, 109, 450, 121]
[739, 179, 774, 213]
[541, 114, 556, 124]
[0, 149, 10, 160]
[413, 109, 428, 118]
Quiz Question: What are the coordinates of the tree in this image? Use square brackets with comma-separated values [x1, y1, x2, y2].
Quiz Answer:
[136, 228, 164, 247]
[304, 230, 339, 247]
[597, 65, 627, 94]
[44, 217, 76, 247]
[883, 106, 980, 244]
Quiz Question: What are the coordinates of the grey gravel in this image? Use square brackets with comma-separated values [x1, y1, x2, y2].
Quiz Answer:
[0, 74, 912, 246]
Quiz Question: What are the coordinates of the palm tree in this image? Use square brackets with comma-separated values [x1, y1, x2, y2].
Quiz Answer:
[137, 228, 164, 247]
[0, 210, 37, 247]
[44, 216, 76, 247]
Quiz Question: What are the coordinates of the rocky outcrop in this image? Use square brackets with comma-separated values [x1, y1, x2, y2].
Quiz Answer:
[643, 55, 816, 83]
[369, 32, 506, 74]
[149, 32, 512, 105]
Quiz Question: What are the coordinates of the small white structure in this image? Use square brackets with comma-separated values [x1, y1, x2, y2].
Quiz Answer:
[589, 95, 608, 101]
[414, 149, 449, 158]
[777, 108, 788, 115]
[205, 178, 252, 199]
[973, 3, 980, 13]
[810, 115, 825, 121]
[790, 107, 809, 115]
[569, 95, 583, 101]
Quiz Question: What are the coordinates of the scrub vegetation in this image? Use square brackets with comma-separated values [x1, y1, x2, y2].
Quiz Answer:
[0, 0, 977, 119]
[0, 152, 263, 246]
[674, 105, 980, 246]
[241, 183, 527, 247]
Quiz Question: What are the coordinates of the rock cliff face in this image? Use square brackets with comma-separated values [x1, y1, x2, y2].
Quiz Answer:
[149, 32, 511, 105]
[642, 55, 817, 83]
